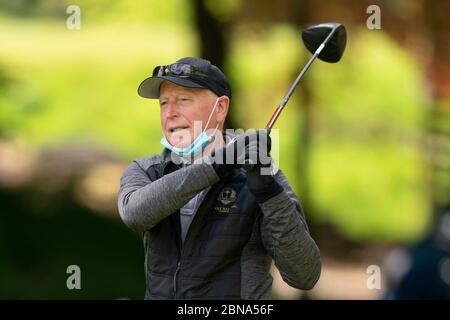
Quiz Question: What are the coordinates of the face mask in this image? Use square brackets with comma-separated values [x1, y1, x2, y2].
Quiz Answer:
[160, 98, 220, 158]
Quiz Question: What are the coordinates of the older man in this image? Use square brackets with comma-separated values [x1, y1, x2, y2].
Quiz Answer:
[117, 57, 321, 299]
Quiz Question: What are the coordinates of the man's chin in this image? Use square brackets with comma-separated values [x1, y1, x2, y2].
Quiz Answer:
[169, 139, 192, 149]
[167, 131, 193, 147]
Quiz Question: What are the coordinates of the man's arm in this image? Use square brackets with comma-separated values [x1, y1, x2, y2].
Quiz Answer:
[257, 170, 321, 290]
[117, 160, 219, 232]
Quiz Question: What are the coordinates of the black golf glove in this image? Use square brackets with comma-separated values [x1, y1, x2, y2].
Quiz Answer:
[244, 130, 284, 202]
[209, 129, 272, 179]
[246, 159, 284, 203]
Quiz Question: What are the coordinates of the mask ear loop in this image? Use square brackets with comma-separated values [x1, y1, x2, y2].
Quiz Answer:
[204, 97, 221, 142]
[204, 97, 219, 128]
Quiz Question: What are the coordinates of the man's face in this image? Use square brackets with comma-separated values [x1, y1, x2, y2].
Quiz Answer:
[159, 81, 227, 148]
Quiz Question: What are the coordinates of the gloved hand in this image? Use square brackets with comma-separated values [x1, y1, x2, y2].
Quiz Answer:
[208, 129, 272, 179]
[243, 129, 283, 202]
[246, 159, 284, 203]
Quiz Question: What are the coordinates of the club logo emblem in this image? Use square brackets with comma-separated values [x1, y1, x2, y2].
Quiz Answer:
[218, 187, 237, 205]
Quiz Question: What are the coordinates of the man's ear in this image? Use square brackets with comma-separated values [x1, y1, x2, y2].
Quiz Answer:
[216, 96, 229, 124]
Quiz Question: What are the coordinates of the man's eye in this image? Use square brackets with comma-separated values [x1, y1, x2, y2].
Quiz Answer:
[160, 101, 167, 107]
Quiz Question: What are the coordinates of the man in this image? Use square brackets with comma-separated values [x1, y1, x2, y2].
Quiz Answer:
[117, 57, 321, 299]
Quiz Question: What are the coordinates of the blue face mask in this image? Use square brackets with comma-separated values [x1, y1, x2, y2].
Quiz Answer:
[160, 98, 220, 159]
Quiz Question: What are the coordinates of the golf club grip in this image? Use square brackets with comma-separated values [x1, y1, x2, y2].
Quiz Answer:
[227, 127, 272, 172]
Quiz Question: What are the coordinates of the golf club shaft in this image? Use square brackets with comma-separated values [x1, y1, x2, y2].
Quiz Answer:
[229, 25, 339, 171]
[266, 25, 338, 130]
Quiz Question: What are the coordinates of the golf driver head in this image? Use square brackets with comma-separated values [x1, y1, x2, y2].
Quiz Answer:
[302, 22, 347, 63]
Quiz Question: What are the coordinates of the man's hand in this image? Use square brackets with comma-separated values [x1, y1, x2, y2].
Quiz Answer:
[246, 159, 283, 203]
[209, 129, 272, 178]
[244, 130, 284, 202]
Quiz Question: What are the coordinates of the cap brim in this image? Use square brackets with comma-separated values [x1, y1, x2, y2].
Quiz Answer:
[137, 76, 207, 99]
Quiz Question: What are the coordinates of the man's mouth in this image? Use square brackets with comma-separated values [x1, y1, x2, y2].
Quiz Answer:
[169, 126, 189, 133]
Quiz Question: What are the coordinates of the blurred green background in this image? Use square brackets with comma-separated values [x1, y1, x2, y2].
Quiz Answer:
[0, 0, 449, 299]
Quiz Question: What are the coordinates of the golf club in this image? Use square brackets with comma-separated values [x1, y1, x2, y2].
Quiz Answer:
[266, 22, 347, 129]
[228, 22, 347, 169]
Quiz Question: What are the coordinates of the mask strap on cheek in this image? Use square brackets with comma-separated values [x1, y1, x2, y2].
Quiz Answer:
[204, 97, 220, 131]
[208, 100, 221, 143]
[210, 123, 220, 141]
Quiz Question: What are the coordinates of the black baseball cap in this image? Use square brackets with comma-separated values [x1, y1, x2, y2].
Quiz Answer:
[138, 57, 232, 100]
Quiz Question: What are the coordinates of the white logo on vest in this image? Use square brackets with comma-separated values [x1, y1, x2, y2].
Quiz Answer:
[217, 187, 237, 205]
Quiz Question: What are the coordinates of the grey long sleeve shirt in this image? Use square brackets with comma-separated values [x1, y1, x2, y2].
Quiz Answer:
[118, 153, 321, 298]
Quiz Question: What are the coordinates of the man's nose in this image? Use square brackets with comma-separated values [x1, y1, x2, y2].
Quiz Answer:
[165, 101, 179, 118]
